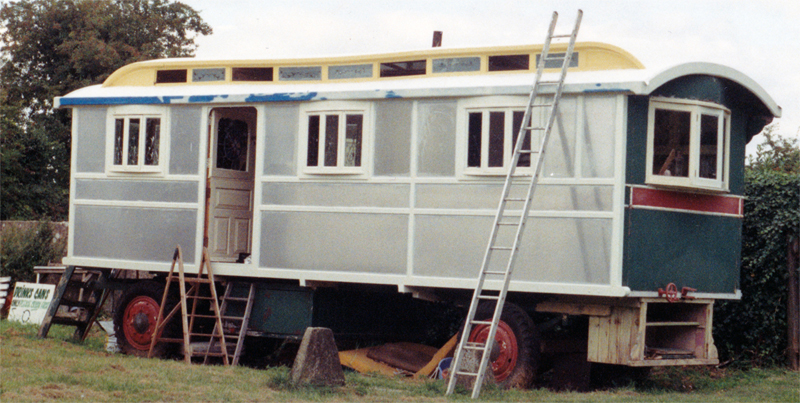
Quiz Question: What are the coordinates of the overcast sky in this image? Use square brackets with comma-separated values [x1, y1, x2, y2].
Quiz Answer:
[184, 0, 799, 151]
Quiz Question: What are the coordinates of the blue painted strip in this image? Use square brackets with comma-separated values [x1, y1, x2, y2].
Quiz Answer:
[244, 92, 319, 102]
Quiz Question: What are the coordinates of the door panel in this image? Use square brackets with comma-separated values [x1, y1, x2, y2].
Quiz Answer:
[207, 107, 257, 262]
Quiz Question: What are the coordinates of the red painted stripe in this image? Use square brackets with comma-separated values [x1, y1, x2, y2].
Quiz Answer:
[630, 187, 743, 216]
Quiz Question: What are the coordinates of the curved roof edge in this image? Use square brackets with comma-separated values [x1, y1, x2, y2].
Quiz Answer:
[644, 62, 781, 118]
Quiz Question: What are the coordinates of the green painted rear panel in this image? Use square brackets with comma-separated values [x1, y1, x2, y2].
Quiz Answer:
[623, 208, 741, 293]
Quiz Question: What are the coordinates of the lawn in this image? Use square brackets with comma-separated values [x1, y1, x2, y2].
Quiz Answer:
[1, 320, 797, 402]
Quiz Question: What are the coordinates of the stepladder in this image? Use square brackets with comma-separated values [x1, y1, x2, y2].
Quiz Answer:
[446, 9, 583, 398]
[148, 246, 231, 365]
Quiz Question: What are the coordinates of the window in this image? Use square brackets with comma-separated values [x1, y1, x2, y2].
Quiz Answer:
[458, 96, 537, 175]
[300, 102, 372, 175]
[646, 98, 730, 191]
[107, 106, 167, 174]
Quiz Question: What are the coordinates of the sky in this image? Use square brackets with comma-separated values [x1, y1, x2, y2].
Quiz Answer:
[184, 0, 799, 152]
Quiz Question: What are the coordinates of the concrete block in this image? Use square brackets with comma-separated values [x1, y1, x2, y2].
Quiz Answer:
[290, 327, 345, 387]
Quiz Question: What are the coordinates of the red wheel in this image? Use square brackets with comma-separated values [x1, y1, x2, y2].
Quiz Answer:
[468, 320, 519, 382]
[114, 281, 176, 357]
[122, 295, 160, 350]
[468, 302, 540, 389]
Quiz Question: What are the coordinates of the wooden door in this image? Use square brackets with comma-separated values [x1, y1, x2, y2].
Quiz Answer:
[207, 107, 257, 262]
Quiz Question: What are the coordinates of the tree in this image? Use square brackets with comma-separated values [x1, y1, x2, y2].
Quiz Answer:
[0, 0, 211, 220]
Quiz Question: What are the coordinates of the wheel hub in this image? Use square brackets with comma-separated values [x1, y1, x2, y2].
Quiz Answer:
[123, 295, 160, 350]
[468, 320, 519, 382]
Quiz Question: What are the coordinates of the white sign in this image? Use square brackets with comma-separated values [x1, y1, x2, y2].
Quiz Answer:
[8, 282, 56, 325]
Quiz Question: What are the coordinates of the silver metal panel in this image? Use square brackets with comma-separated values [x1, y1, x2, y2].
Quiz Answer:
[413, 215, 611, 284]
[415, 183, 613, 211]
[169, 106, 203, 175]
[581, 95, 617, 177]
[432, 57, 481, 73]
[374, 100, 412, 176]
[417, 101, 457, 176]
[73, 205, 197, 263]
[76, 107, 107, 173]
[263, 105, 298, 176]
[262, 182, 409, 208]
[75, 179, 198, 203]
[279, 66, 322, 81]
[329, 64, 372, 80]
[543, 96, 577, 178]
[260, 211, 407, 274]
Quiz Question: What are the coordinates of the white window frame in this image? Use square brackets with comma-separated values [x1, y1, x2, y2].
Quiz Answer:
[299, 101, 373, 176]
[456, 96, 537, 177]
[105, 105, 169, 175]
[645, 97, 731, 191]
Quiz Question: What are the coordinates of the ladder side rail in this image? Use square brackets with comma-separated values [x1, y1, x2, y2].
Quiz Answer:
[149, 249, 180, 358]
[231, 283, 256, 366]
[38, 265, 77, 338]
[176, 248, 193, 364]
[202, 249, 230, 366]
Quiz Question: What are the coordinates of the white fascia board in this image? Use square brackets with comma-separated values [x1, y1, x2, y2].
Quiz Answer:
[55, 70, 648, 107]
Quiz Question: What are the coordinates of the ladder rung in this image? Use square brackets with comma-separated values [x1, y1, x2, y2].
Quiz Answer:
[490, 246, 513, 251]
[483, 270, 507, 276]
[538, 80, 560, 85]
[518, 150, 538, 154]
[157, 337, 185, 343]
[497, 221, 518, 226]
[550, 34, 573, 39]
[526, 126, 546, 131]
[504, 197, 525, 202]
[529, 103, 552, 108]
[182, 278, 212, 284]
[471, 320, 493, 326]
[478, 294, 501, 300]
[188, 314, 220, 319]
[463, 344, 485, 351]
[455, 370, 479, 377]
[221, 316, 245, 321]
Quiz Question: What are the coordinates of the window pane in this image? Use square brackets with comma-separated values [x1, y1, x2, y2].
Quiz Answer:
[324, 115, 339, 167]
[488, 111, 505, 167]
[488, 54, 529, 71]
[652, 109, 690, 177]
[345, 114, 363, 167]
[144, 118, 160, 166]
[512, 111, 531, 167]
[307, 115, 320, 166]
[114, 118, 124, 165]
[216, 118, 249, 171]
[467, 112, 482, 167]
[699, 114, 719, 179]
[127, 118, 140, 165]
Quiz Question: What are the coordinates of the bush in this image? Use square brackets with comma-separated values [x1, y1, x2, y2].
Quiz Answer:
[0, 221, 66, 286]
[714, 152, 800, 367]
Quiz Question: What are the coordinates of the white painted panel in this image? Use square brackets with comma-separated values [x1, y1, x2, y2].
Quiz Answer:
[215, 188, 252, 210]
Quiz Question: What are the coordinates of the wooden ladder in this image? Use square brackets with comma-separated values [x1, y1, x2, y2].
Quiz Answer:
[149, 246, 230, 365]
[38, 266, 112, 342]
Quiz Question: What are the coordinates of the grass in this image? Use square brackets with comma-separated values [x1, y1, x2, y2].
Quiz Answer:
[1, 319, 797, 402]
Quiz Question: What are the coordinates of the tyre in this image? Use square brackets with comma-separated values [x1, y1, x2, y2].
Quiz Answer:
[467, 302, 540, 389]
[113, 281, 176, 358]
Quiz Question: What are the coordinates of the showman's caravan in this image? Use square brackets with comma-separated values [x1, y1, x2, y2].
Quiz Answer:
[48, 35, 780, 388]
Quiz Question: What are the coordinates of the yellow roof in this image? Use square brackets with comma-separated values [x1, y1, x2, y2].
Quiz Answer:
[103, 42, 644, 87]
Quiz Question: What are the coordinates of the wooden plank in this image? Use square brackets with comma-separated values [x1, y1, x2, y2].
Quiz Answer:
[535, 301, 612, 316]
